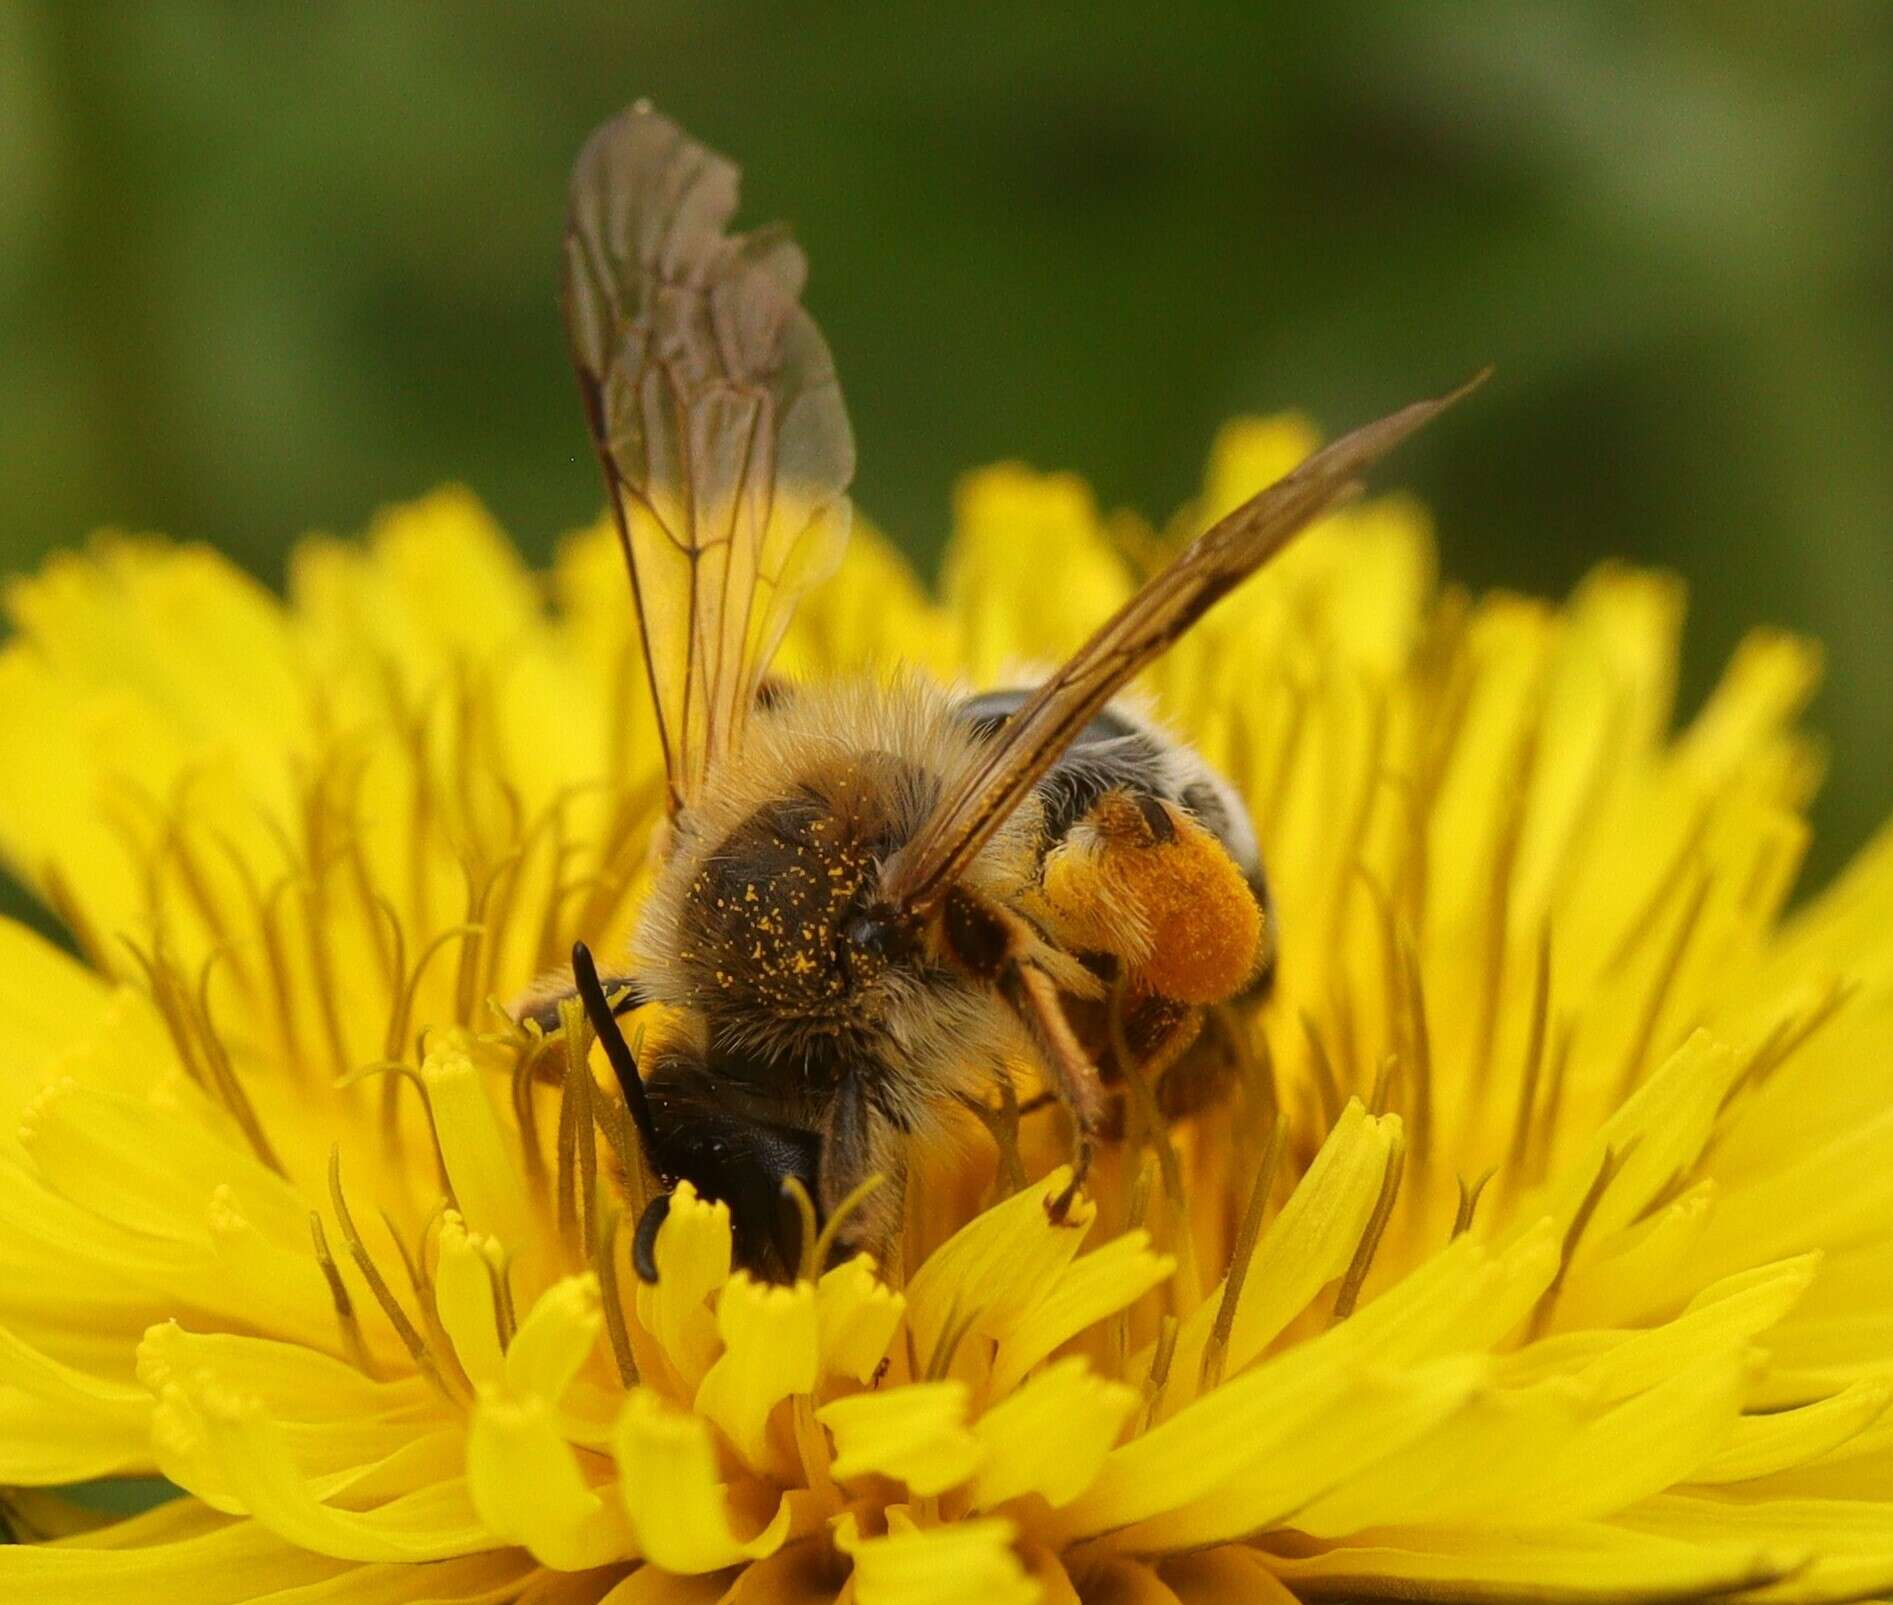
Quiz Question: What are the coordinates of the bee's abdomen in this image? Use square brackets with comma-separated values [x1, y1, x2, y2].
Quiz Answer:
[953, 688, 1264, 887]
[955, 687, 1276, 1004]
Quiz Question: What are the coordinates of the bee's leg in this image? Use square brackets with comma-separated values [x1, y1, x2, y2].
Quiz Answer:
[515, 964, 646, 1038]
[940, 887, 1105, 1224]
[819, 1072, 908, 1270]
[1038, 788, 1270, 1008]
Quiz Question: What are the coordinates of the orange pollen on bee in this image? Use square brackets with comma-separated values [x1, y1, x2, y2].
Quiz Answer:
[1040, 793, 1264, 1006]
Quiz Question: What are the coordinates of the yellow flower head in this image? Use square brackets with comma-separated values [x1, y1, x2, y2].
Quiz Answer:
[1, 421, 1890, 1603]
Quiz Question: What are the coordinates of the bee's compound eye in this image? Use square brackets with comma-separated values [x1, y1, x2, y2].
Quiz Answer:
[842, 905, 907, 967]
[843, 913, 889, 957]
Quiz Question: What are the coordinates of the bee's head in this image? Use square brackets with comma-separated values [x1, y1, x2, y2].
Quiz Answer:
[672, 753, 926, 1034]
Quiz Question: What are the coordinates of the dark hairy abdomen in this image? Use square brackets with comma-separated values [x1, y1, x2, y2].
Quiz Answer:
[953, 688, 1260, 876]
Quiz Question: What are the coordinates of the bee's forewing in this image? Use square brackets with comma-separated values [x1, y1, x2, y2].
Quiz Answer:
[882, 370, 1491, 919]
[563, 106, 856, 817]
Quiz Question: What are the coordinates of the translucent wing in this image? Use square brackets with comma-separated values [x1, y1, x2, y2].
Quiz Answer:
[881, 371, 1490, 920]
[564, 105, 855, 815]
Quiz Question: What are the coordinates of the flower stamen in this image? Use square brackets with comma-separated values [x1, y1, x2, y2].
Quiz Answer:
[1200, 1112, 1282, 1394]
[557, 996, 602, 1259]
[1332, 1126, 1407, 1322]
[122, 937, 287, 1177]
[1451, 1167, 1496, 1239]
[327, 1144, 467, 1405]
[41, 860, 113, 974]
[1613, 869, 1713, 1104]
[782, 1178, 821, 1283]
[1299, 1009, 1347, 1128]
[813, 1175, 887, 1277]
[194, 949, 288, 1178]
[1140, 1313, 1180, 1432]
[1528, 1140, 1634, 1339]
[925, 1290, 982, 1383]
[1503, 925, 1554, 1193]
[1397, 930, 1435, 1162]
[307, 1209, 376, 1375]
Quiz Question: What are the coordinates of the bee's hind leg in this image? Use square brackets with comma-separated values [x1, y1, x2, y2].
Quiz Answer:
[940, 887, 1105, 1226]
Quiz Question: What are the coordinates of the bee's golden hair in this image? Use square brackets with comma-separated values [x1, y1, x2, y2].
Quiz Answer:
[630, 675, 1047, 1135]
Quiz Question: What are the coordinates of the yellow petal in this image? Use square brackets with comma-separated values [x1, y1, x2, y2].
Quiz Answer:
[1619, 1493, 1893, 1602]
[147, 1369, 459, 1520]
[5, 540, 303, 806]
[434, 1212, 508, 1389]
[842, 1515, 1037, 1605]
[698, 1538, 846, 1605]
[634, 1183, 732, 1390]
[0, 1385, 152, 1483]
[0, 654, 139, 945]
[815, 1255, 906, 1384]
[0, 1318, 147, 1422]
[18, 1077, 306, 1248]
[467, 1388, 633, 1571]
[1554, 1180, 1716, 1331]
[1267, 1523, 1801, 1602]
[296, 487, 541, 671]
[137, 1320, 436, 1427]
[694, 1272, 818, 1473]
[1584, 1030, 1744, 1243]
[1293, 1375, 1594, 1537]
[0, 1508, 355, 1602]
[942, 465, 1130, 684]
[1070, 1556, 1182, 1605]
[783, 522, 955, 680]
[1107, 1357, 1485, 1554]
[1334, 1218, 1560, 1368]
[600, 1562, 740, 1604]
[904, 1166, 1093, 1367]
[613, 1387, 789, 1574]
[819, 1381, 984, 1497]
[1677, 628, 1822, 784]
[422, 1033, 534, 1253]
[203, 1183, 373, 1353]
[0, 920, 108, 1120]
[1695, 1379, 1893, 1484]
[1694, 1108, 1893, 1285]
[972, 1358, 1137, 1510]
[1158, 1101, 1396, 1414]
[1159, 1547, 1299, 1604]
[989, 1232, 1173, 1400]
[1500, 1256, 1818, 1400]
[507, 1274, 603, 1405]
[187, 1384, 490, 1560]
[1493, 1356, 1750, 1524]
[1196, 415, 1322, 525]
[262, 1550, 542, 1602]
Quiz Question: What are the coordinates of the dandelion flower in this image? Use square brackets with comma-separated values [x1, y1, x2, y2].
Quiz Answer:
[2, 420, 1891, 1603]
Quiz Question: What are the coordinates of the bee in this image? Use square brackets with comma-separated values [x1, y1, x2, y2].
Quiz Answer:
[539, 103, 1482, 1282]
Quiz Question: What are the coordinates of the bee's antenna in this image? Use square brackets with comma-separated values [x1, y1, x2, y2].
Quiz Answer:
[571, 941, 666, 1182]
[631, 1191, 672, 1283]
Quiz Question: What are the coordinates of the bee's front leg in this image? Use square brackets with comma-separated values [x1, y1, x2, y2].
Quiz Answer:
[819, 1072, 909, 1272]
[938, 886, 1104, 1224]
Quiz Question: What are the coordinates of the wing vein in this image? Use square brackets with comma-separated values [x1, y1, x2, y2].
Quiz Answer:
[562, 105, 855, 818]
[882, 370, 1491, 918]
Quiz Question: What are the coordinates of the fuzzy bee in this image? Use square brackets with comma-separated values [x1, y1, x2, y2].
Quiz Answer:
[537, 103, 1481, 1282]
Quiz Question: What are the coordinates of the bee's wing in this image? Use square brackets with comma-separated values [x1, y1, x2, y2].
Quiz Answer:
[564, 106, 855, 816]
[881, 371, 1490, 920]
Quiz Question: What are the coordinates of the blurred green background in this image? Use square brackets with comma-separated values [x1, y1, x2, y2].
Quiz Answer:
[3, 2, 1891, 892]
